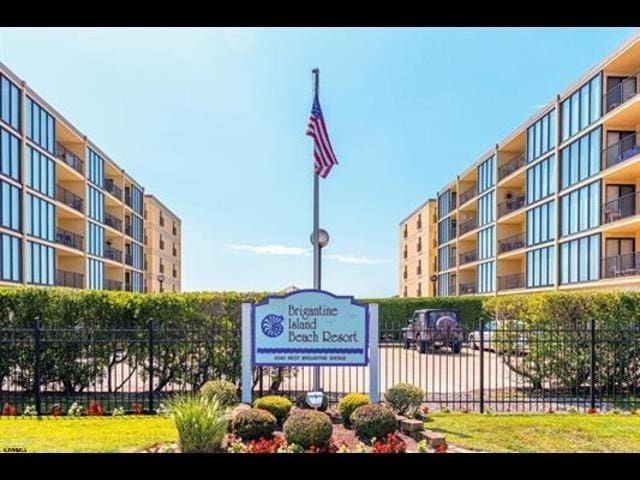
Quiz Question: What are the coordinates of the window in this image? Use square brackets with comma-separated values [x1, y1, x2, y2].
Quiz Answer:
[0, 127, 20, 181]
[130, 270, 143, 292]
[25, 146, 54, 197]
[87, 186, 104, 222]
[560, 127, 601, 190]
[477, 191, 495, 227]
[0, 180, 21, 232]
[87, 221, 105, 257]
[0, 232, 21, 282]
[87, 258, 104, 290]
[526, 200, 555, 246]
[559, 181, 600, 237]
[559, 234, 600, 284]
[437, 246, 450, 271]
[477, 261, 495, 293]
[25, 96, 55, 154]
[26, 241, 54, 285]
[87, 148, 104, 188]
[527, 109, 555, 163]
[437, 219, 451, 245]
[159, 212, 165, 227]
[437, 189, 452, 220]
[437, 272, 450, 296]
[560, 73, 602, 142]
[477, 156, 495, 194]
[0, 74, 20, 132]
[130, 185, 144, 215]
[526, 245, 555, 288]
[131, 214, 143, 242]
[527, 154, 555, 204]
[25, 194, 55, 242]
[478, 226, 495, 261]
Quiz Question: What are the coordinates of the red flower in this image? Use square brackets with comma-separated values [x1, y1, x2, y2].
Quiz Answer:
[87, 400, 104, 416]
[372, 433, 406, 454]
[421, 405, 430, 415]
[246, 436, 285, 454]
[131, 403, 144, 415]
[49, 405, 62, 416]
[547, 408, 555, 414]
[587, 407, 598, 414]
[1, 403, 17, 416]
[434, 444, 448, 453]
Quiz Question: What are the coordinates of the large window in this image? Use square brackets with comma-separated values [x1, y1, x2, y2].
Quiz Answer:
[87, 258, 104, 290]
[477, 156, 495, 194]
[526, 109, 556, 163]
[437, 273, 451, 296]
[559, 234, 600, 284]
[131, 214, 143, 243]
[87, 185, 104, 223]
[560, 181, 600, 237]
[87, 148, 104, 188]
[560, 74, 602, 142]
[477, 226, 495, 261]
[25, 194, 55, 242]
[87, 221, 105, 257]
[477, 261, 495, 293]
[437, 219, 452, 245]
[560, 127, 601, 190]
[0, 127, 20, 181]
[129, 270, 143, 293]
[437, 189, 452, 220]
[438, 245, 450, 271]
[26, 241, 54, 286]
[0, 233, 21, 282]
[0, 180, 20, 232]
[0, 74, 20, 132]
[25, 97, 55, 155]
[477, 191, 495, 227]
[25, 146, 54, 198]
[526, 154, 555, 204]
[526, 200, 555, 246]
[526, 245, 555, 288]
[132, 243, 143, 270]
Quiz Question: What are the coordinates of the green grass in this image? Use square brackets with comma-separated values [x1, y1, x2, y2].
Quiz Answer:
[0, 417, 177, 453]
[427, 413, 640, 453]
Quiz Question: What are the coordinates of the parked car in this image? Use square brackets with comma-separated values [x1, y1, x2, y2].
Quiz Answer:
[401, 309, 464, 354]
[468, 319, 527, 355]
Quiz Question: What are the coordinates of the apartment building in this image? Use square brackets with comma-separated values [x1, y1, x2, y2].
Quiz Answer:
[399, 199, 437, 297]
[144, 194, 181, 293]
[431, 32, 640, 296]
[0, 61, 172, 292]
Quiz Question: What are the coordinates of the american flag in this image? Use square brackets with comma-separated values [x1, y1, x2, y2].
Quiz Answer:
[306, 94, 338, 178]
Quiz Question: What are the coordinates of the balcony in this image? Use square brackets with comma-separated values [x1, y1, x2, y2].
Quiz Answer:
[498, 194, 525, 218]
[125, 254, 133, 266]
[459, 217, 477, 236]
[125, 193, 133, 208]
[125, 282, 133, 292]
[56, 228, 83, 251]
[56, 185, 83, 213]
[458, 185, 477, 205]
[497, 272, 525, 291]
[459, 282, 476, 295]
[601, 252, 640, 279]
[602, 132, 640, 170]
[105, 180, 123, 200]
[601, 190, 639, 225]
[125, 224, 133, 237]
[104, 212, 122, 231]
[459, 250, 477, 265]
[448, 225, 457, 240]
[56, 269, 83, 289]
[105, 279, 123, 291]
[447, 281, 457, 296]
[56, 143, 84, 175]
[104, 246, 123, 262]
[604, 72, 640, 114]
[498, 232, 525, 254]
[448, 255, 457, 270]
[498, 153, 525, 181]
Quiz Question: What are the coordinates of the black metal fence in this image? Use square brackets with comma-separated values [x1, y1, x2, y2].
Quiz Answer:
[2, 317, 640, 415]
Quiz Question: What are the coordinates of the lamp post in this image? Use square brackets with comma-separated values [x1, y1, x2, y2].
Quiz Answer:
[430, 274, 438, 297]
[157, 273, 165, 293]
[309, 228, 329, 393]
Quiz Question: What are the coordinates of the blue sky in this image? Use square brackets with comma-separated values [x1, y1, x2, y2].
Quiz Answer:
[0, 27, 636, 296]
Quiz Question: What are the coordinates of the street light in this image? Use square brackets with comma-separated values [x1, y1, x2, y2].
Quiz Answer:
[430, 274, 438, 297]
[157, 273, 165, 293]
[309, 228, 330, 249]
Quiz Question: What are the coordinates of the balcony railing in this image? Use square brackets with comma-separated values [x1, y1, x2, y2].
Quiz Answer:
[125, 254, 133, 266]
[104, 212, 123, 231]
[105, 279, 123, 291]
[459, 250, 477, 265]
[497, 272, 525, 291]
[459, 282, 476, 295]
[458, 185, 477, 206]
[125, 224, 133, 237]
[448, 255, 457, 269]
[498, 194, 525, 218]
[498, 153, 525, 181]
[601, 190, 640, 225]
[447, 282, 457, 296]
[604, 72, 640, 114]
[601, 252, 640, 279]
[498, 232, 525, 254]
[125, 193, 133, 208]
[56, 269, 83, 289]
[104, 246, 123, 262]
[458, 217, 477, 236]
[56, 228, 83, 250]
[105, 180, 123, 200]
[448, 225, 457, 240]
[56, 185, 83, 213]
[602, 132, 640, 170]
[56, 143, 84, 175]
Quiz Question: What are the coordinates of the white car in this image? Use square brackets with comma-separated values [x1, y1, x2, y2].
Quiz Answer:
[468, 320, 527, 355]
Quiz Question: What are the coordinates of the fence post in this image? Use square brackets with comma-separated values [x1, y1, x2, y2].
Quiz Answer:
[590, 317, 596, 411]
[33, 317, 42, 416]
[479, 318, 485, 413]
[147, 317, 154, 414]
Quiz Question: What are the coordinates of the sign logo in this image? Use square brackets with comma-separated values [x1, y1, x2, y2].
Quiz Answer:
[261, 314, 285, 338]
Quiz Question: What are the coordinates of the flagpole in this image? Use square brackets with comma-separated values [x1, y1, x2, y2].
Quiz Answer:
[312, 68, 321, 392]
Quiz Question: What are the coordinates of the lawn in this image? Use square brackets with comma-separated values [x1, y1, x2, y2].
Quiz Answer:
[427, 413, 640, 453]
[0, 417, 177, 453]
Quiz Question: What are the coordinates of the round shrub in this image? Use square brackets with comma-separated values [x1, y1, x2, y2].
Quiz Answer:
[384, 383, 424, 415]
[253, 396, 292, 425]
[200, 379, 238, 407]
[231, 408, 277, 441]
[337, 393, 370, 425]
[283, 410, 333, 449]
[350, 404, 397, 440]
[295, 392, 329, 412]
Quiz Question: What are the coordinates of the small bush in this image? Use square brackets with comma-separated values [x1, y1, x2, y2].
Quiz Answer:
[232, 408, 278, 441]
[350, 404, 397, 440]
[200, 379, 238, 407]
[253, 396, 292, 425]
[283, 410, 333, 449]
[295, 392, 329, 412]
[337, 393, 370, 425]
[171, 395, 229, 453]
[384, 383, 424, 416]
